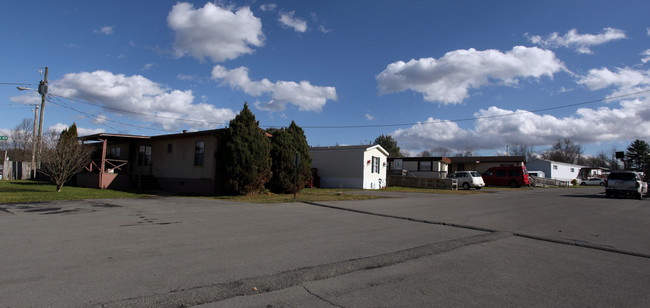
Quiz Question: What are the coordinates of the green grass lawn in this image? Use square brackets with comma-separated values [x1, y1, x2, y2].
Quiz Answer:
[0, 180, 148, 204]
[383, 186, 490, 194]
[205, 188, 384, 203]
[1, 180, 482, 204]
[206, 186, 487, 203]
[0, 181, 385, 204]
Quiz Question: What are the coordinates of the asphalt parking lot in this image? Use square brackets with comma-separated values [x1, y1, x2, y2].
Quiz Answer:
[1, 187, 649, 307]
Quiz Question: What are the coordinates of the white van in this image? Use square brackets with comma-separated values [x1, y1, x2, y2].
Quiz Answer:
[448, 171, 485, 190]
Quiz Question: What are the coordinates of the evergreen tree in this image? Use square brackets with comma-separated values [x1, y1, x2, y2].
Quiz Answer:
[267, 128, 294, 193]
[59, 123, 78, 144]
[287, 121, 312, 191]
[625, 139, 649, 172]
[373, 134, 402, 157]
[267, 121, 312, 194]
[222, 103, 272, 195]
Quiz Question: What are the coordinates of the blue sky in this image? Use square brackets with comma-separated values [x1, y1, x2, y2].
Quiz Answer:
[1, 0, 649, 157]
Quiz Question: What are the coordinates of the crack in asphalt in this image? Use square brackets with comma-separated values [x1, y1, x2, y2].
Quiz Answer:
[302, 201, 499, 233]
[92, 231, 511, 307]
[303, 201, 650, 260]
[303, 286, 344, 307]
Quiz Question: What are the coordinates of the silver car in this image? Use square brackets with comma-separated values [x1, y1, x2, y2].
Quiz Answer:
[448, 171, 485, 190]
[581, 178, 605, 186]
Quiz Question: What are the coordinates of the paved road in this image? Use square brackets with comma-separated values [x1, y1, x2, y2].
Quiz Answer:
[1, 187, 648, 307]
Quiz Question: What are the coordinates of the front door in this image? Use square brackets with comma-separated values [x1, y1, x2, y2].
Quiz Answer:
[136, 145, 153, 176]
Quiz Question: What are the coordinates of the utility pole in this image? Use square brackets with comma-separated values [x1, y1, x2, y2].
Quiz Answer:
[36, 67, 48, 172]
[31, 105, 38, 179]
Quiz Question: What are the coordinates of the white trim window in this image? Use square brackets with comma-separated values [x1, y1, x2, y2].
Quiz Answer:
[372, 156, 380, 174]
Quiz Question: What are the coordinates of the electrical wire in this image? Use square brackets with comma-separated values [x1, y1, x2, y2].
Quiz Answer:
[50, 94, 231, 127]
[46, 88, 650, 130]
[298, 89, 650, 129]
[49, 96, 174, 134]
[0, 82, 34, 86]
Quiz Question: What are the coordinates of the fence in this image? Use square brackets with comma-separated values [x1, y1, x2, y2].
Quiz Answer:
[529, 176, 570, 187]
[0, 161, 35, 180]
[388, 175, 457, 190]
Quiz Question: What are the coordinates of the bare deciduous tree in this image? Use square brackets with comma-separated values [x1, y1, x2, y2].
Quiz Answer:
[419, 150, 432, 157]
[583, 151, 610, 168]
[607, 148, 622, 171]
[542, 138, 583, 164]
[40, 124, 91, 192]
[507, 143, 538, 162]
[9, 118, 34, 162]
[454, 147, 474, 157]
[430, 146, 453, 157]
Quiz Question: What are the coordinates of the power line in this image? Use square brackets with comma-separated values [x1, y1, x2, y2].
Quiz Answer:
[49, 96, 174, 134]
[298, 89, 650, 129]
[50, 94, 230, 127]
[0, 82, 33, 85]
[47, 88, 650, 131]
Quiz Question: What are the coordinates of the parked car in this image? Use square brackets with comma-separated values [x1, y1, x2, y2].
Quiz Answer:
[605, 171, 648, 199]
[448, 171, 485, 190]
[581, 178, 605, 186]
[482, 166, 530, 188]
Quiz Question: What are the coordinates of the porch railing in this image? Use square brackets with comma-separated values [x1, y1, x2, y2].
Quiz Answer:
[84, 159, 129, 173]
[529, 176, 570, 187]
[388, 175, 457, 190]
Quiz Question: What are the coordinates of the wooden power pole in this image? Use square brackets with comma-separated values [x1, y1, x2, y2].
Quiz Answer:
[36, 66, 48, 172]
[32, 105, 38, 178]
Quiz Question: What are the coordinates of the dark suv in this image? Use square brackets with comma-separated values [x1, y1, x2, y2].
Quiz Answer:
[482, 166, 530, 188]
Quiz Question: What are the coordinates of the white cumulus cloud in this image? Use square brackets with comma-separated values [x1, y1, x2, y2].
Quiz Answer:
[641, 49, 650, 64]
[377, 46, 564, 104]
[48, 123, 105, 136]
[279, 11, 307, 32]
[393, 65, 650, 153]
[578, 67, 650, 90]
[211, 65, 337, 112]
[141, 63, 155, 71]
[392, 99, 650, 154]
[526, 27, 626, 54]
[10, 92, 41, 104]
[51, 70, 236, 131]
[259, 3, 277, 12]
[94, 26, 114, 35]
[167, 2, 264, 62]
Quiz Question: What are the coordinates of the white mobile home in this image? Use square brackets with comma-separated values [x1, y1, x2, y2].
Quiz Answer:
[310, 145, 388, 189]
[526, 159, 584, 181]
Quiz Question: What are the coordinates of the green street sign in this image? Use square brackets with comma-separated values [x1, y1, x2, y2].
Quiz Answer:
[0, 136, 7, 141]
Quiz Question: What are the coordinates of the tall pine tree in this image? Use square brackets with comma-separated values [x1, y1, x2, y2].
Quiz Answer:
[267, 121, 312, 194]
[374, 134, 402, 157]
[267, 127, 294, 193]
[288, 121, 312, 191]
[625, 139, 649, 172]
[222, 103, 272, 195]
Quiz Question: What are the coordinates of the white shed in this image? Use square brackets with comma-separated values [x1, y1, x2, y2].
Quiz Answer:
[310, 145, 388, 189]
[526, 159, 584, 181]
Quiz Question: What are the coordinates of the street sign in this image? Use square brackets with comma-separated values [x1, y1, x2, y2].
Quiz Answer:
[0, 136, 7, 141]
